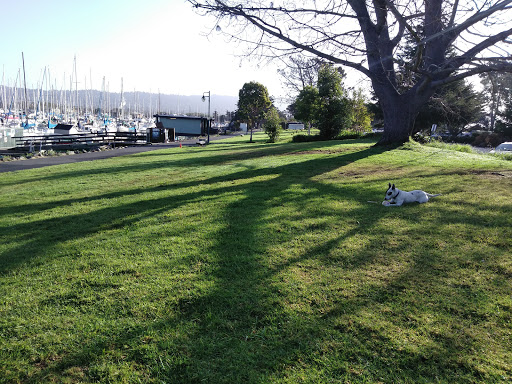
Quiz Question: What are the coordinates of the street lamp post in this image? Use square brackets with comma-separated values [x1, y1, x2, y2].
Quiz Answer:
[202, 91, 211, 144]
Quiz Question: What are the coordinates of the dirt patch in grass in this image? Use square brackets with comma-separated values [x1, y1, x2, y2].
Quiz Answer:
[33, 354, 63, 370]
[466, 169, 512, 179]
[338, 166, 512, 182]
[338, 165, 406, 178]
[282, 146, 369, 156]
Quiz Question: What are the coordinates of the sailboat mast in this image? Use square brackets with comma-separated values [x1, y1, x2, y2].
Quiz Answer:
[22, 52, 29, 120]
[120, 77, 124, 120]
[107, 81, 110, 119]
[84, 75, 87, 119]
[99, 76, 104, 119]
[73, 55, 79, 119]
[1, 65, 5, 112]
[89, 68, 93, 117]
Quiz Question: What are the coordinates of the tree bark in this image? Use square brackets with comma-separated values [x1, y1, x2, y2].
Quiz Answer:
[377, 99, 417, 145]
[189, 0, 512, 144]
[374, 86, 434, 145]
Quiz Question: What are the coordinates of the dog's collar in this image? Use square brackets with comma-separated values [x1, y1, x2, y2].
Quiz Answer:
[392, 190, 400, 200]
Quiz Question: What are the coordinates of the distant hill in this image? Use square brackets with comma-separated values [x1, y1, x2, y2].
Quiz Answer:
[1, 87, 238, 116]
[112, 92, 238, 115]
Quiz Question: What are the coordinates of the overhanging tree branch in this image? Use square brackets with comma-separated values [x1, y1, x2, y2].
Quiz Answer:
[422, 0, 512, 46]
[440, 27, 512, 76]
[191, 0, 372, 76]
[188, 0, 512, 144]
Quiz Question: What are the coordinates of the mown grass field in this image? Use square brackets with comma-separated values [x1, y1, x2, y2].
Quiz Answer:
[1, 132, 511, 383]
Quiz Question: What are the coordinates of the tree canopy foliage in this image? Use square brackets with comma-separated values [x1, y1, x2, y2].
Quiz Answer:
[480, 72, 512, 132]
[316, 65, 352, 139]
[350, 88, 374, 133]
[189, 0, 512, 144]
[237, 81, 272, 142]
[290, 65, 372, 137]
[491, 73, 512, 136]
[290, 85, 319, 135]
[415, 80, 483, 136]
[263, 106, 282, 142]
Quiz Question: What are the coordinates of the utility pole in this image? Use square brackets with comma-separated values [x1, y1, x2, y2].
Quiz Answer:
[202, 91, 211, 144]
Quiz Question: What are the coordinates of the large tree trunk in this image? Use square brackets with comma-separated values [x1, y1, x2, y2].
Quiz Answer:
[375, 86, 435, 146]
[377, 96, 418, 145]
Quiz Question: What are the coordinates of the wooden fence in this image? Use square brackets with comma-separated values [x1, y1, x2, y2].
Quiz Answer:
[14, 132, 149, 151]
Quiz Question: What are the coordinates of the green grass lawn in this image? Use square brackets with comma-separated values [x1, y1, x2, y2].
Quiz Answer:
[1, 132, 511, 383]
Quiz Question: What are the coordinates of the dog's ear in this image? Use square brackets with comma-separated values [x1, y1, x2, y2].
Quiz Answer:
[388, 183, 391, 189]
[392, 184, 395, 190]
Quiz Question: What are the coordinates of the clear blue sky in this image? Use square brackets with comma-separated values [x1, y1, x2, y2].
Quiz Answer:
[1, 0, 285, 101]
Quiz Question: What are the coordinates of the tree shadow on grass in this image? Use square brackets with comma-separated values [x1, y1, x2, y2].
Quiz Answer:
[0, 143, 383, 273]
[0, 140, 293, 188]
[2, 144, 387, 382]
[3, 142, 510, 383]
[141, 161, 511, 383]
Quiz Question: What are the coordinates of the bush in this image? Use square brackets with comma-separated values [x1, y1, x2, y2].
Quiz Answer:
[336, 130, 378, 140]
[450, 135, 474, 144]
[490, 152, 512, 161]
[263, 107, 282, 143]
[472, 132, 505, 147]
[291, 130, 378, 143]
[495, 121, 512, 138]
[412, 132, 427, 144]
[292, 134, 324, 143]
[316, 65, 352, 139]
[425, 141, 476, 153]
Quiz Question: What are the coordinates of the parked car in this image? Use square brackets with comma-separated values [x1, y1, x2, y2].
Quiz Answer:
[490, 142, 512, 153]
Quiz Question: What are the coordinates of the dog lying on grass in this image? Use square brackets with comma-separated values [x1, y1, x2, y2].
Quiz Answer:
[383, 183, 441, 206]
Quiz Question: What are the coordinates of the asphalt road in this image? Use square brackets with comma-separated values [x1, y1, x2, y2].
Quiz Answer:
[0, 136, 222, 173]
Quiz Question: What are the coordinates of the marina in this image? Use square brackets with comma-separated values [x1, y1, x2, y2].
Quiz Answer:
[0, 55, 162, 150]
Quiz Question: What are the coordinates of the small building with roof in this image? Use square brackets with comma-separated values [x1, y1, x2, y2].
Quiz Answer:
[151, 115, 211, 142]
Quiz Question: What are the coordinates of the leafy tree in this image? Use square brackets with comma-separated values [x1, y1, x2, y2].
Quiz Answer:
[349, 89, 373, 133]
[290, 68, 372, 137]
[480, 72, 512, 131]
[190, 0, 512, 145]
[316, 64, 351, 139]
[237, 81, 272, 142]
[290, 85, 319, 135]
[263, 107, 282, 142]
[496, 90, 512, 137]
[394, 28, 484, 136]
[414, 80, 483, 136]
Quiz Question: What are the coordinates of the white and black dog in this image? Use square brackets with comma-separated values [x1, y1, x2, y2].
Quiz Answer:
[383, 183, 441, 206]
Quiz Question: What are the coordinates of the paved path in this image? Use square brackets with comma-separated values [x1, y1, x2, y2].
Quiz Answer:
[0, 136, 223, 173]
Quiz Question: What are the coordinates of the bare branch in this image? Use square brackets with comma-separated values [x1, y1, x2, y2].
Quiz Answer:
[188, 0, 512, 144]
[448, 0, 460, 27]
[422, 0, 512, 46]
[384, 0, 422, 43]
[442, 26, 512, 74]
[432, 62, 512, 87]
